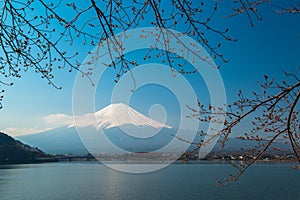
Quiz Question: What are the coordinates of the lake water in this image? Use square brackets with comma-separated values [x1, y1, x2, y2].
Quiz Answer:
[0, 162, 299, 200]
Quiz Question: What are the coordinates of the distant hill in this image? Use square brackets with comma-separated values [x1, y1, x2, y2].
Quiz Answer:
[0, 132, 55, 164]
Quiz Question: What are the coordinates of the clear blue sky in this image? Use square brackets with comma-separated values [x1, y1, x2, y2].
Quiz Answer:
[0, 1, 299, 136]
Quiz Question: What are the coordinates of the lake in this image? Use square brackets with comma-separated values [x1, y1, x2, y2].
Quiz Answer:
[0, 162, 299, 200]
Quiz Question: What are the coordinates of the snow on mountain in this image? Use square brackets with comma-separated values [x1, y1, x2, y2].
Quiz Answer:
[16, 103, 173, 154]
[73, 103, 171, 129]
[95, 103, 171, 129]
[17, 103, 173, 154]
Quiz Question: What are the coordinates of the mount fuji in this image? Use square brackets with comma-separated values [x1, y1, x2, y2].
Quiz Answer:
[16, 103, 288, 155]
[94, 103, 171, 129]
[71, 103, 171, 131]
[17, 103, 179, 154]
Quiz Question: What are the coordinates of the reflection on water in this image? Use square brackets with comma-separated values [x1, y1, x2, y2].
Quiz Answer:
[0, 163, 299, 200]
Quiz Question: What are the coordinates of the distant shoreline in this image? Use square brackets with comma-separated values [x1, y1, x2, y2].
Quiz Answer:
[1, 160, 299, 167]
[45, 152, 300, 164]
[2, 156, 297, 165]
[0, 157, 59, 165]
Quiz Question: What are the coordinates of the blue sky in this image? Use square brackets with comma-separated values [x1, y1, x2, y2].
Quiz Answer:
[0, 1, 299, 136]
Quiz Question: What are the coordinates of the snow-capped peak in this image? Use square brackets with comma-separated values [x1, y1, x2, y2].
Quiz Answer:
[94, 103, 171, 129]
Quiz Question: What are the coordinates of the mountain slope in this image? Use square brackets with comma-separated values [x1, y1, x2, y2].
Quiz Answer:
[72, 103, 171, 130]
[94, 103, 171, 129]
[0, 132, 53, 164]
[18, 126, 88, 155]
[19, 103, 290, 156]
[17, 126, 180, 154]
[18, 103, 175, 154]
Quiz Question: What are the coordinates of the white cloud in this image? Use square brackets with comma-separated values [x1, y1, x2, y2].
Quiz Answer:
[44, 113, 74, 127]
[1, 127, 51, 137]
[44, 113, 97, 128]
[1, 114, 74, 137]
